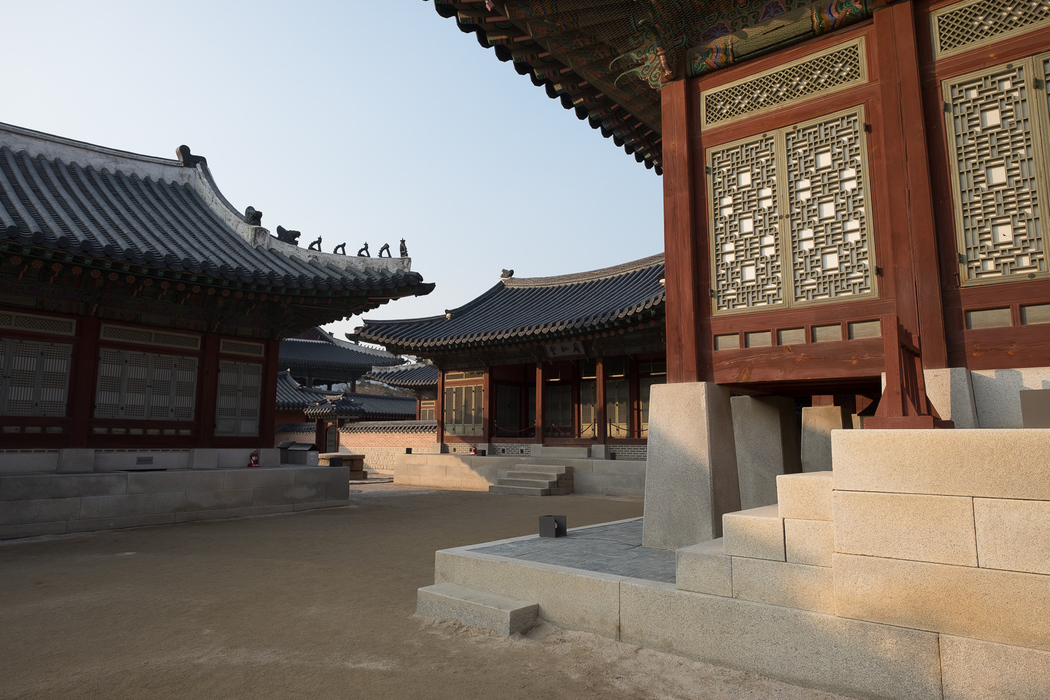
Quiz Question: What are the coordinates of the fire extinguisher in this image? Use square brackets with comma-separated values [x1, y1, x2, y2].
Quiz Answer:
[247, 451, 260, 468]
[469, 444, 477, 455]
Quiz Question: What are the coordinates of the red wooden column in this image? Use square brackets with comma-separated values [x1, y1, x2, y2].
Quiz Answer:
[481, 366, 492, 444]
[258, 338, 280, 448]
[534, 362, 545, 445]
[661, 78, 703, 383]
[434, 369, 445, 449]
[197, 333, 220, 448]
[595, 357, 607, 444]
[68, 316, 101, 447]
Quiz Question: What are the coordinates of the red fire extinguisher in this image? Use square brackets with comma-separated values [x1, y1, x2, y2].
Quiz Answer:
[469, 444, 477, 455]
[247, 450, 260, 468]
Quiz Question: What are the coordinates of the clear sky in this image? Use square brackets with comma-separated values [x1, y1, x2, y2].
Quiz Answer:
[4, 1, 663, 340]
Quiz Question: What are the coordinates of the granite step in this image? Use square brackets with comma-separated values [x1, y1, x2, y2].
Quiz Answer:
[508, 471, 573, 482]
[519, 464, 574, 476]
[488, 485, 551, 496]
[417, 582, 538, 635]
[499, 478, 558, 488]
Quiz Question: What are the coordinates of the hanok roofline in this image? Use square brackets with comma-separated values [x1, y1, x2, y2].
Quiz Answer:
[356, 253, 665, 353]
[364, 361, 440, 389]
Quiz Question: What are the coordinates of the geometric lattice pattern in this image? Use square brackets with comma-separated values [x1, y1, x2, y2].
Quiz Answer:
[0, 338, 72, 417]
[932, 0, 1050, 59]
[702, 40, 866, 128]
[100, 324, 201, 351]
[945, 60, 1045, 282]
[0, 312, 76, 336]
[787, 110, 873, 302]
[94, 348, 198, 421]
[215, 361, 261, 436]
[219, 339, 265, 357]
[709, 135, 783, 311]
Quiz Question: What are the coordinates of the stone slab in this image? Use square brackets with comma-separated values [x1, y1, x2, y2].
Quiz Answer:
[731, 396, 801, 510]
[488, 485, 549, 496]
[941, 634, 1050, 700]
[0, 451, 59, 474]
[974, 497, 1050, 575]
[776, 471, 833, 521]
[258, 448, 280, 468]
[0, 497, 81, 526]
[800, 405, 849, 472]
[188, 448, 218, 469]
[67, 513, 176, 533]
[292, 500, 348, 512]
[57, 449, 94, 473]
[224, 468, 295, 490]
[722, 505, 784, 561]
[833, 491, 978, 566]
[832, 429, 1050, 500]
[923, 367, 978, 429]
[784, 519, 834, 568]
[0, 520, 68, 539]
[417, 583, 538, 635]
[251, 484, 326, 507]
[292, 466, 348, 486]
[173, 504, 294, 523]
[643, 382, 740, 550]
[833, 552, 1050, 651]
[731, 557, 835, 614]
[0, 473, 127, 501]
[619, 579, 942, 700]
[327, 480, 350, 501]
[78, 492, 186, 519]
[970, 366, 1050, 429]
[434, 546, 623, 638]
[183, 489, 254, 512]
[126, 471, 224, 495]
[676, 538, 732, 597]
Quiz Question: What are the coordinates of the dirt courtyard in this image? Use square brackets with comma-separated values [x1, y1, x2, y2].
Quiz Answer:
[1, 484, 854, 699]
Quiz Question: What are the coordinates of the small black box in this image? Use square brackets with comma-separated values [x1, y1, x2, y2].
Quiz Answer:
[539, 515, 567, 538]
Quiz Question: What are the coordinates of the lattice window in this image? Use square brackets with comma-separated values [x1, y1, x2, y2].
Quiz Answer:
[944, 56, 1050, 284]
[0, 311, 75, 336]
[0, 337, 72, 417]
[702, 40, 867, 128]
[787, 111, 873, 302]
[215, 361, 261, 436]
[932, 0, 1050, 59]
[709, 134, 783, 311]
[99, 324, 201, 350]
[219, 339, 265, 357]
[93, 349, 198, 421]
[708, 107, 875, 313]
[443, 383, 483, 436]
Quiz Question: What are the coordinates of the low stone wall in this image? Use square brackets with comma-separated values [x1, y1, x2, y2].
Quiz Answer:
[0, 465, 350, 539]
[394, 454, 646, 497]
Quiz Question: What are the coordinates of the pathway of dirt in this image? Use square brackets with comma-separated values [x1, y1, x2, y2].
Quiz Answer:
[0, 484, 855, 699]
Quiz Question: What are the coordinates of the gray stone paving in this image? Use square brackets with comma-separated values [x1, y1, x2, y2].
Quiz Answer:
[474, 518, 676, 583]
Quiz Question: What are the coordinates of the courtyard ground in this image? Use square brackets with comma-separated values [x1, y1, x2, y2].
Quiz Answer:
[0, 483, 854, 699]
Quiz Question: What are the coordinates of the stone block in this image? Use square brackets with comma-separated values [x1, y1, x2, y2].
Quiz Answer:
[970, 366, 1050, 428]
[434, 547, 623, 638]
[188, 449, 218, 469]
[327, 480, 350, 501]
[834, 552, 1050, 651]
[94, 451, 189, 471]
[834, 491, 977, 566]
[293, 500, 348, 512]
[417, 583, 538, 635]
[223, 467, 295, 490]
[619, 580, 942, 700]
[173, 504, 293, 522]
[941, 635, 1050, 700]
[784, 519, 834, 568]
[776, 471, 833, 521]
[292, 466, 348, 486]
[0, 473, 127, 501]
[974, 497, 1050, 575]
[589, 444, 608, 460]
[57, 449, 94, 473]
[78, 492, 185, 519]
[573, 471, 645, 498]
[183, 489, 254, 512]
[832, 429, 1050, 500]
[731, 396, 801, 510]
[258, 448, 280, 468]
[127, 471, 223, 495]
[731, 557, 834, 614]
[251, 484, 326, 507]
[0, 520, 68, 539]
[0, 451, 60, 474]
[722, 505, 784, 561]
[643, 382, 740, 550]
[67, 513, 175, 533]
[216, 449, 255, 469]
[675, 538, 732, 597]
[800, 405, 849, 472]
[923, 367, 978, 429]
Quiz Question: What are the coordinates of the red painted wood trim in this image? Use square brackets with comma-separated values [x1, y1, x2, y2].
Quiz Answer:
[68, 316, 101, 447]
[534, 362, 544, 444]
[197, 333, 220, 448]
[661, 79, 701, 383]
[258, 338, 279, 449]
[482, 367, 492, 443]
[435, 369, 445, 446]
[711, 337, 886, 384]
[595, 357, 606, 443]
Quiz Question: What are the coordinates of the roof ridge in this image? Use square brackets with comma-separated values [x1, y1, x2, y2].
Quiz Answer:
[502, 253, 664, 288]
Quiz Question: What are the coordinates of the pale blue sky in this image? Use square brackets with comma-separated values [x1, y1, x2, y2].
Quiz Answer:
[4, 1, 663, 339]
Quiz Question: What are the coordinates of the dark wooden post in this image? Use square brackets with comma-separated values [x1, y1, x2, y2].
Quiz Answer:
[534, 362, 545, 444]
[661, 78, 703, 383]
[435, 369, 445, 449]
[198, 333, 221, 447]
[68, 316, 100, 447]
[482, 366, 492, 444]
[596, 356, 607, 444]
[258, 338, 279, 448]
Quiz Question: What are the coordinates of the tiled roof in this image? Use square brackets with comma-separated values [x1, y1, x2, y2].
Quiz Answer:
[280, 338, 399, 374]
[275, 370, 340, 409]
[357, 254, 664, 352]
[340, 420, 437, 435]
[275, 422, 316, 434]
[303, 392, 417, 421]
[364, 362, 439, 388]
[0, 122, 434, 296]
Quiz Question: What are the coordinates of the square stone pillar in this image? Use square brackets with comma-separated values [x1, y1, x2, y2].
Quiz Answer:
[801, 406, 850, 472]
[643, 382, 740, 550]
[922, 367, 978, 429]
[731, 396, 801, 509]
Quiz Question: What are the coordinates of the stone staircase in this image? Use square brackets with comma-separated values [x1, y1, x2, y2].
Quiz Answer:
[488, 464, 574, 496]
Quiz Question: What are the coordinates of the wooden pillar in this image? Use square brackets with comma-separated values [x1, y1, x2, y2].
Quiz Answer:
[68, 316, 101, 447]
[198, 333, 221, 448]
[482, 366, 492, 443]
[661, 78, 703, 383]
[258, 338, 279, 448]
[314, 419, 325, 451]
[629, 357, 640, 438]
[534, 362, 545, 444]
[435, 369, 445, 448]
[596, 357, 607, 443]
